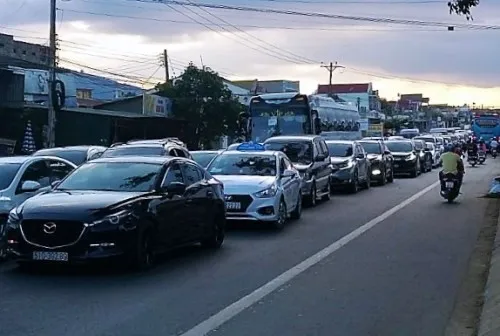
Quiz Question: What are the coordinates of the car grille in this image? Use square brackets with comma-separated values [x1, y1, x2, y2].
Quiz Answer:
[21, 220, 85, 248]
[224, 194, 253, 212]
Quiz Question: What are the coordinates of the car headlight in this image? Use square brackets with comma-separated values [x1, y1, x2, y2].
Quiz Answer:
[254, 184, 278, 198]
[90, 209, 133, 226]
[0, 196, 14, 212]
[405, 154, 415, 161]
[7, 207, 20, 229]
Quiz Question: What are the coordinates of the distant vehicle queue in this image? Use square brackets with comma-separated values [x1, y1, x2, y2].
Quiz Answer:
[0, 126, 474, 269]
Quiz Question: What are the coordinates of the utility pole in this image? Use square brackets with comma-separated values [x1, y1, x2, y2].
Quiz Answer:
[163, 49, 169, 83]
[46, 0, 57, 148]
[321, 61, 344, 97]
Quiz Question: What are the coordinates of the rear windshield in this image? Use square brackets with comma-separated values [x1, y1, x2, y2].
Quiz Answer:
[101, 146, 165, 157]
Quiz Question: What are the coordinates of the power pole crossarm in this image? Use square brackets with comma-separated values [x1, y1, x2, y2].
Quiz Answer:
[320, 61, 344, 96]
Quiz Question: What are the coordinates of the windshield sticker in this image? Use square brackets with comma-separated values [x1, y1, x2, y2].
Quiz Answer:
[268, 117, 278, 126]
[209, 168, 222, 173]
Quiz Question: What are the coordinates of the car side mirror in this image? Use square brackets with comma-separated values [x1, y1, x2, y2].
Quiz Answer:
[384, 150, 391, 155]
[314, 116, 321, 135]
[424, 148, 430, 151]
[356, 153, 365, 159]
[162, 181, 186, 195]
[51, 180, 61, 189]
[315, 155, 325, 162]
[281, 169, 295, 178]
[20, 180, 42, 192]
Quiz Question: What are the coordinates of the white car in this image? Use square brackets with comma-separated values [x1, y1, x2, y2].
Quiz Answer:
[0, 156, 76, 257]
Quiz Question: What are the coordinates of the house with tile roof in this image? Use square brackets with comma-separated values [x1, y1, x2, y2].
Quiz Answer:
[316, 82, 381, 117]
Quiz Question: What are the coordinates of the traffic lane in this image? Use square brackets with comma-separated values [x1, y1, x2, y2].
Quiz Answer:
[0, 171, 439, 336]
[208, 162, 496, 336]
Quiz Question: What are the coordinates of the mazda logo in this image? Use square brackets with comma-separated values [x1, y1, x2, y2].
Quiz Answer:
[43, 222, 57, 234]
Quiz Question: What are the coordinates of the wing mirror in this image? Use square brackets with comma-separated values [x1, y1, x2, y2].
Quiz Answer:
[162, 181, 186, 195]
[384, 150, 391, 155]
[356, 153, 365, 159]
[20, 180, 42, 192]
[315, 154, 325, 162]
[281, 169, 295, 178]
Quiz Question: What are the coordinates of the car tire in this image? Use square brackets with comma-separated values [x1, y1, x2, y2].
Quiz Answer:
[364, 174, 371, 189]
[322, 183, 331, 201]
[201, 210, 225, 249]
[290, 192, 302, 220]
[410, 164, 419, 178]
[134, 229, 155, 271]
[349, 172, 359, 193]
[272, 199, 287, 230]
[306, 183, 317, 207]
[387, 166, 394, 183]
[380, 170, 387, 185]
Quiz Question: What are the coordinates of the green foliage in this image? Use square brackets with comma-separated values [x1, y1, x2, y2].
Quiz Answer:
[448, 0, 480, 20]
[157, 63, 243, 149]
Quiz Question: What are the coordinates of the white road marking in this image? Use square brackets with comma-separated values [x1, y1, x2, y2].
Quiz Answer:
[180, 180, 441, 336]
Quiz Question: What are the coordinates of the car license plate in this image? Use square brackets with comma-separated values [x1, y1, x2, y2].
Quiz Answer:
[445, 181, 454, 188]
[394, 164, 399, 168]
[33, 251, 68, 262]
[226, 202, 241, 211]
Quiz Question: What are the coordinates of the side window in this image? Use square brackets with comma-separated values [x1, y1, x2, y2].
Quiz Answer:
[48, 160, 74, 181]
[279, 158, 286, 174]
[168, 149, 178, 157]
[319, 140, 329, 157]
[18, 160, 51, 189]
[181, 163, 202, 186]
[161, 163, 183, 186]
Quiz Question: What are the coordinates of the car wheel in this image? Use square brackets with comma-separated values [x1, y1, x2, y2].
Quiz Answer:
[410, 164, 418, 178]
[387, 166, 394, 183]
[290, 192, 302, 220]
[322, 183, 331, 201]
[272, 199, 287, 230]
[201, 210, 225, 249]
[349, 172, 359, 193]
[380, 169, 387, 185]
[134, 229, 155, 271]
[307, 183, 317, 207]
[365, 174, 371, 189]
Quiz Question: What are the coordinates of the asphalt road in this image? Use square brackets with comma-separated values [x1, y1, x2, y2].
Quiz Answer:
[0, 160, 498, 336]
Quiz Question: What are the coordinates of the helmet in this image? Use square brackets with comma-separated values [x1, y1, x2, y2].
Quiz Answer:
[444, 144, 454, 152]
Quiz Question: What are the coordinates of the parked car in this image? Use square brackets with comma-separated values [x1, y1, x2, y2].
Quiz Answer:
[0, 156, 77, 259]
[33, 146, 106, 165]
[206, 143, 303, 229]
[385, 140, 421, 177]
[263, 135, 332, 206]
[412, 139, 433, 173]
[325, 140, 371, 193]
[6, 156, 225, 270]
[358, 140, 394, 185]
[101, 138, 192, 159]
[191, 150, 224, 168]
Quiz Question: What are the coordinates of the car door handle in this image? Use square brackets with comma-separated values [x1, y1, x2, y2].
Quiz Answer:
[206, 190, 214, 197]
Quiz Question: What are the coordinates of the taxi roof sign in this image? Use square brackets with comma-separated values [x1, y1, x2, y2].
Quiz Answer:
[236, 142, 266, 151]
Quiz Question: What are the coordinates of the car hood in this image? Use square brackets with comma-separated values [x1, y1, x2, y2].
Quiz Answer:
[214, 175, 276, 194]
[391, 151, 412, 157]
[330, 157, 351, 164]
[17, 190, 146, 220]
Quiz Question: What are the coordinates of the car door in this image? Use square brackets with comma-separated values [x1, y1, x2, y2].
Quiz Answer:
[277, 156, 292, 208]
[157, 161, 189, 247]
[12, 160, 52, 206]
[283, 156, 301, 206]
[180, 162, 206, 241]
[355, 144, 368, 180]
[314, 139, 330, 192]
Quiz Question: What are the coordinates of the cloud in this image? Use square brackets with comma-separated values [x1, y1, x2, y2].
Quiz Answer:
[4, 0, 500, 105]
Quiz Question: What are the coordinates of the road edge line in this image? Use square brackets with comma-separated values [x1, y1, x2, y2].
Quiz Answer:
[179, 180, 440, 336]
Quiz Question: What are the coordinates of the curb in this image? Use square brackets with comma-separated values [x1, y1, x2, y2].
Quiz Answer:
[477, 206, 500, 336]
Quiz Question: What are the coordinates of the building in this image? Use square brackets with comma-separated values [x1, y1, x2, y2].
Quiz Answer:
[398, 93, 430, 112]
[223, 80, 251, 105]
[0, 33, 49, 67]
[316, 83, 381, 116]
[231, 79, 300, 94]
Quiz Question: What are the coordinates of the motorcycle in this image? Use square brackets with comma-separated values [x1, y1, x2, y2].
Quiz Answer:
[492, 149, 497, 159]
[478, 150, 486, 164]
[440, 173, 460, 203]
[468, 151, 478, 167]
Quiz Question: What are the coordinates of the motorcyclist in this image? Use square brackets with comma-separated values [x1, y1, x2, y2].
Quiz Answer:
[490, 137, 498, 153]
[440, 144, 464, 191]
[479, 139, 487, 152]
[467, 139, 478, 157]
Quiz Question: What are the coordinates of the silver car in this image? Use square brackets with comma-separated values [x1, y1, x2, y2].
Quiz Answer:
[207, 147, 303, 230]
[191, 150, 224, 168]
[425, 142, 441, 167]
[0, 155, 77, 258]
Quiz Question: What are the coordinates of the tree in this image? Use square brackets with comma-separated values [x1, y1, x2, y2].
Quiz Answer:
[448, 0, 479, 20]
[157, 64, 243, 149]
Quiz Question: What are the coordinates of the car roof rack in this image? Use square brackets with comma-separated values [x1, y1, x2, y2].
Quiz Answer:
[110, 142, 124, 148]
[127, 138, 187, 148]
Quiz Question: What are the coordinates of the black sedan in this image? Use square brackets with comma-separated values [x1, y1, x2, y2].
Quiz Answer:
[385, 140, 421, 178]
[412, 139, 433, 173]
[6, 156, 226, 270]
[359, 140, 394, 185]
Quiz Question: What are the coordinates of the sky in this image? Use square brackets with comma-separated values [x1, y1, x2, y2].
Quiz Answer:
[1, 0, 500, 106]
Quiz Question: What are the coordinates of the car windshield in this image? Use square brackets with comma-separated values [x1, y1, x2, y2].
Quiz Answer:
[413, 141, 424, 150]
[0, 163, 21, 189]
[34, 150, 87, 165]
[359, 142, 381, 154]
[415, 137, 435, 143]
[386, 142, 413, 152]
[191, 152, 219, 167]
[56, 162, 161, 192]
[326, 142, 353, 157]
[101, 146, 164, 158]
[208, 154, 276, 176]
[264, 141, 313, 164]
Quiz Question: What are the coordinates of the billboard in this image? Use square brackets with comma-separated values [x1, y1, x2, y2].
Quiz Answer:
[143, 93, 172, 117]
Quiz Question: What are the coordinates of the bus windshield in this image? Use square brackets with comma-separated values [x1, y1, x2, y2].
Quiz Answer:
[249, 97, 311, 142]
